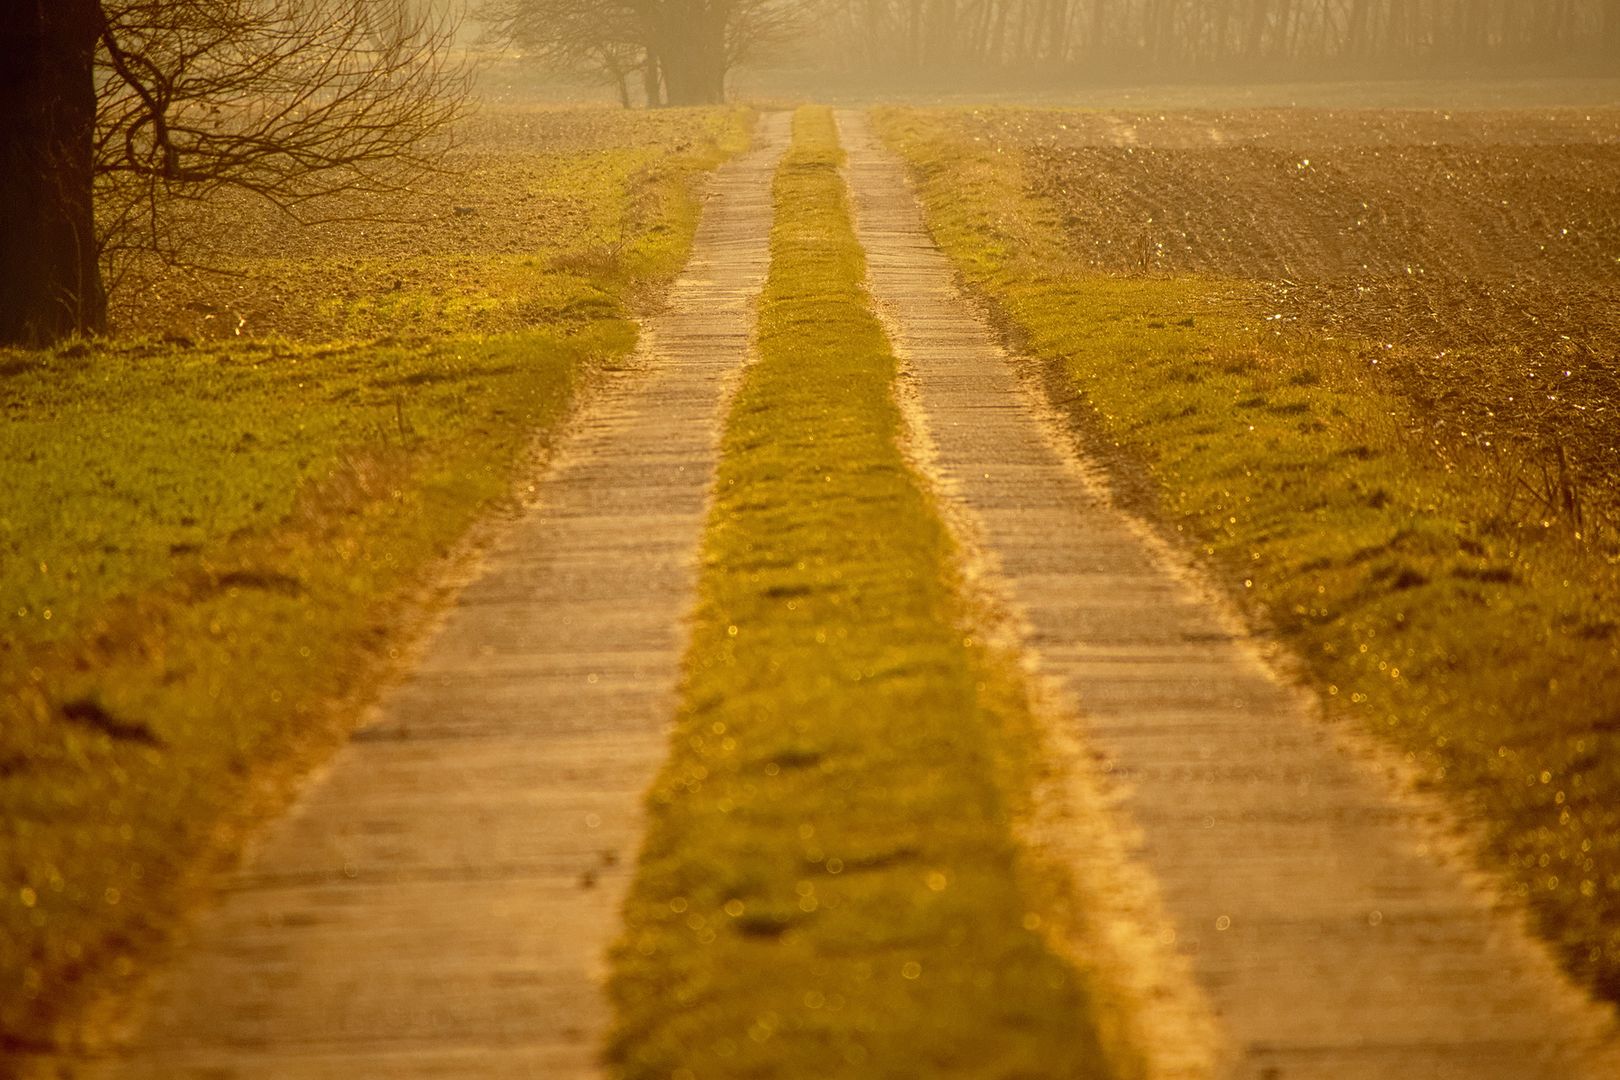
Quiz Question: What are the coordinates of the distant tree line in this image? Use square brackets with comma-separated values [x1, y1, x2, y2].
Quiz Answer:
[823, 0, 1620, 74]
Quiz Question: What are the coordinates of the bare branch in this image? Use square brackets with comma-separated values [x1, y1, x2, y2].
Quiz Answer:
[95, 0, 471, 270]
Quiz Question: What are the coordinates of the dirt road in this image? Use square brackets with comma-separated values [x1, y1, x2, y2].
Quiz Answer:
[43, 114, 790, 1080]
[37, 107, 1620, 1080]
[838, 108, 1620, 1080]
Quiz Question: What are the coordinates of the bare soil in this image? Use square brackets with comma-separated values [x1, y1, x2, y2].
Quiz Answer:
[960, 106, 1620, 538]
[105, 105, 732, 343]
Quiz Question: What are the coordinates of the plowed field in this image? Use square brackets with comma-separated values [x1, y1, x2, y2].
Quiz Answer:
[962, 107, 1620, 538]
[106, 106, 740, 342]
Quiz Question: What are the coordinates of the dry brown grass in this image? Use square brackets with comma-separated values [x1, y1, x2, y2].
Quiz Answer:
[106, 101, 738, 343]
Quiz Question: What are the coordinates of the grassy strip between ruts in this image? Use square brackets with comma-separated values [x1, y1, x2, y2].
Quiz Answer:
[0, 107, 751, 1053]
[607, 107, 1115, 1080]
[872, 108, 1620, 1003]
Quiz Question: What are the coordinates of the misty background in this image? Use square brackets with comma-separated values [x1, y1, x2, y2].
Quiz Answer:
[448, 0, 1620, 107]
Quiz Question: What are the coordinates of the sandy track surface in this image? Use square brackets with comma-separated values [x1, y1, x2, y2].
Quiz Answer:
[837, 109, 1620, 1080]
[46, 112, 790, 1080]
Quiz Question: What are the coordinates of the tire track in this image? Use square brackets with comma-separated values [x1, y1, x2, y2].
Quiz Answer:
[45, 112, 791, 1080]
[838, 108, 1620, 1080]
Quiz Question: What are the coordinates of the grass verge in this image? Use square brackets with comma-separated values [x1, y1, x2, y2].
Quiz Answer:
[873, 107, 1620, 1003]
[606, 106, 1115, 1080]
[0, 107, 750, 1052]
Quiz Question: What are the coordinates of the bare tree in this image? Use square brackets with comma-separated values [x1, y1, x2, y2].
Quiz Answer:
[482, 0, 656, 104]
[0, 0, 467, 348]
[481, 0, 806, 107]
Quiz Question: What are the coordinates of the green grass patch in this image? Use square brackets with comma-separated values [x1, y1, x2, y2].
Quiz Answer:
[607, 107, 1114, 1080]
[874, 107, 1620, 1003]
[0, 108, 751, 1049]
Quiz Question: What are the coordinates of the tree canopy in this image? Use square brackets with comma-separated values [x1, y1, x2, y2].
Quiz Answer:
[480, 0, 805, 106]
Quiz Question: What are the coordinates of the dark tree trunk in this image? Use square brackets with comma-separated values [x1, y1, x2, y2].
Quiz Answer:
[642, 48, 664, 106]
[657, 18, 726, 104]
[0, 0, 106, 347]
[610, 61, 632, 107]
[647, 0, 725, 105]
[659, 55, 723, 103]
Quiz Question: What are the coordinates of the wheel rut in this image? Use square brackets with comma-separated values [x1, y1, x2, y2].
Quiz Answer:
[836, 109, 1620, 1080]
[55, 112, 791, 1080]
[33, 105, 1620, 1080]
